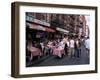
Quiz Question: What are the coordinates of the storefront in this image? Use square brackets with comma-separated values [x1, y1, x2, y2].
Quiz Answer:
[26, 21, 56, 43]
[55, 27, 69, 39]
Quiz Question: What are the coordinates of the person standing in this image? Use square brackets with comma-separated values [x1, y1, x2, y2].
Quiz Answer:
[63, 35, 69, 55]
[69, 37, 75, 58]
[85, 37, 90, 57]
[74, 38, 81, 58]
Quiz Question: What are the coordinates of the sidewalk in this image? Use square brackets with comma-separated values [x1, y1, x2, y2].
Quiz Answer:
[26, 55, 52, 67]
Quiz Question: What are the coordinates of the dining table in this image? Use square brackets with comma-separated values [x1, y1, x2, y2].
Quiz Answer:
[53, 47, 65, 58]
[27, 46, 42, 60]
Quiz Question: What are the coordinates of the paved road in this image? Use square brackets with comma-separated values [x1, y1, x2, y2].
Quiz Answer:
[28, 44, 89, 67]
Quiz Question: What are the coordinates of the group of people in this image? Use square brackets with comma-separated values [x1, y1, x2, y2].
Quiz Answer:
[26, 34, 90, 62]
[62, 35, 90, 58]
[59, 35, 82, 58]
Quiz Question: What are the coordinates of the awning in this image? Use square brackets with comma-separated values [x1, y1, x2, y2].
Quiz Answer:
[56, 27, 69, 33]
[45, 27, 55, 32]
[26, 22, 45, 31]
[26, 22, 55, 32]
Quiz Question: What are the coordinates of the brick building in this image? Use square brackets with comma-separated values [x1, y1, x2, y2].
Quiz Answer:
[26, 12, 88, 38]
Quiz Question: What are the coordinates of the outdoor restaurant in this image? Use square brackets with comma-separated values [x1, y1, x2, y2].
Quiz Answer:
[26, 12, 89, 67]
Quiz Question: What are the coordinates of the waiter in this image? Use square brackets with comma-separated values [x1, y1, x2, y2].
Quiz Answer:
[63, 35, 69, 56]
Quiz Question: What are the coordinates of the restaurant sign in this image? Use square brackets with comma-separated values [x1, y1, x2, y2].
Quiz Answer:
[26, 15, 50, 27]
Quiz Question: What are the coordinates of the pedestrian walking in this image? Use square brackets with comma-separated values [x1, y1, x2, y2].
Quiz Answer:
[74, 38, 81, 58]
[69, 37, 75, 58]
[85, 37, 90, 57]
[63, 35, 69, 56]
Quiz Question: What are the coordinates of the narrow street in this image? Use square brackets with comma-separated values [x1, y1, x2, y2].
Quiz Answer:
[28, 44, 89, 67]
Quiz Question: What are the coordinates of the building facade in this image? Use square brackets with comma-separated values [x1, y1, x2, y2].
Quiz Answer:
[26, 12, 88, 38]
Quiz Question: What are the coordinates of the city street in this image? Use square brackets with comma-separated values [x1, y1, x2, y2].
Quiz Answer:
[28, 44, 89, 67]
[26, 12, 90, 67]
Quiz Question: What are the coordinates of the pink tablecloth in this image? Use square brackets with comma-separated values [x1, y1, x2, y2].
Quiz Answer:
[27, 46, 42, 56]
[47, 45, 55, 49]
[53, 48, 65, 58]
